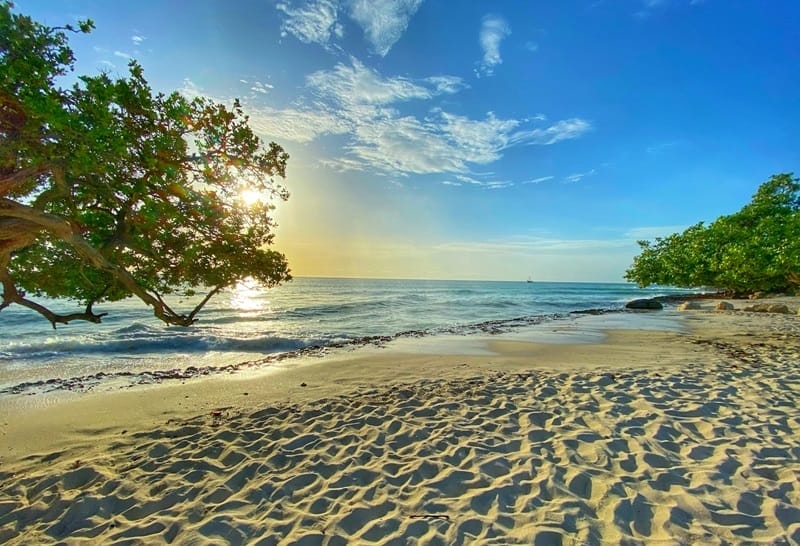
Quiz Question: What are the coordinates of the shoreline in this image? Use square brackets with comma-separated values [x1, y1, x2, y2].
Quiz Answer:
[0, 304, 680, 397]
[1, 299, 799, 543]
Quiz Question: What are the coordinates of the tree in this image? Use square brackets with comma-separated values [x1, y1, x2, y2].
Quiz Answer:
[0, 2, 291, 328]
[625, 173, 800, 295]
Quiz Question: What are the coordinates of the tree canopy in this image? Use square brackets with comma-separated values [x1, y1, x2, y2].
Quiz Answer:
[625, 173, 800, 295]
[0, 2, 291, 327]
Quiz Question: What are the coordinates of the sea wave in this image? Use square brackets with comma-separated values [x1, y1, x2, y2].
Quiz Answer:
[0, 333, 325, 361]
[0, 279, 707, 393]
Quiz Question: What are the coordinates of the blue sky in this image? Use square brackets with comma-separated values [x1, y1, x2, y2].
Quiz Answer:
[20, 0, 800, 281]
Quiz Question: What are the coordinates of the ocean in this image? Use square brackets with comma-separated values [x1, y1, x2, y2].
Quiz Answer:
[0, 278, 698, 392]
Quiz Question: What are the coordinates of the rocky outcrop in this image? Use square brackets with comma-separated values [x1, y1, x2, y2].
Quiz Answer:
[714, 301, 735, 311]
[677, 301, 702, 311]
[625, 299, 663, 310]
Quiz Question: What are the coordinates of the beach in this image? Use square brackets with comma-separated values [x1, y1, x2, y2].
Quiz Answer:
[1, 299, 799, 544]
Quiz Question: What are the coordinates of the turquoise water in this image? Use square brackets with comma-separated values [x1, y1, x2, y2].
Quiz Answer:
[0, 278, 697, 389]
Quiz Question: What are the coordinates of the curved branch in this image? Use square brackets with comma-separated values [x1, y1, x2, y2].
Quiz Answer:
[187, 284, 224, 323]
[0, 198, 195, 326]
[0, 164, 53, 197]
[0, 252, 107, 328]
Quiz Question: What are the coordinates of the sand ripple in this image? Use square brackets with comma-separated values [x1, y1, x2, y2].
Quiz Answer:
[1, 321, 800, 544]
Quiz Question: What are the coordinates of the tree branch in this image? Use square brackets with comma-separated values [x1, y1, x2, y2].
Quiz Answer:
[0, 252, 107, 328]
[187, 284, 224, 322]
[0, 198, 195, 326]
[0, 165, 53, 197]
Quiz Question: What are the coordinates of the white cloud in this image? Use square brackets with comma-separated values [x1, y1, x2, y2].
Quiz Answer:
[113, 50, 131, 59]
[444, 174, 512, 189]
[563, 169, 596, 183]
[317, 95, 586, 174]
[179, 78, 207, 100]
[424, 75, 469, 95]
[476, 14, 511, 77]
[306, 58, 449, 106]
[277, 0, 343, 48]
[509, 118, 592, 146]
[635, 0, 703, 17]
[250, 81, 275, 95]
[131, 35, 145, 45]
[348, 0, 425, 56]
[319, 157, 369, 172]
[521, 176, 555, 184]
[274, 0, 423, 56]
[245, 105, 351, 143]
[223, 60, 590, 177]
[336, 109, 522, 175]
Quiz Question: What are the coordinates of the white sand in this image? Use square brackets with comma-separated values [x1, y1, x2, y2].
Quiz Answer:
[1, 299, 799, 544]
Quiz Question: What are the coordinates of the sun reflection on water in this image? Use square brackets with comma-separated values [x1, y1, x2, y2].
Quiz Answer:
[230, 278, 267, 312]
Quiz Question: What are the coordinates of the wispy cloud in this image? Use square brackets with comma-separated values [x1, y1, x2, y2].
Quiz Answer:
[348, 0, 425, 56]
[113, 50, 131, 60]
[509, 118, 592, 146]
[275, 0, 424, 57]
[425, 75, 468, 95]
[635, 0, 704, 17]
[179, 78, 207, 100]
[235, 59, 590, 177]
[306, 58, 453, 106]
[243, 105, 351, 144]
[249, 81, 274, 95]
[563, 169, 596, 183]
[131, 34, 145, 45]
[476, 14, 511, 77]
[277, 0, 343, 49]
[646, 140, 685, 154]
[443, 174, 513, 189]
[521, 176, 555, 184]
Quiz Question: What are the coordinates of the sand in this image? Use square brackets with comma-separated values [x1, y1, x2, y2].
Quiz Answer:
[1, 299, 799, 544]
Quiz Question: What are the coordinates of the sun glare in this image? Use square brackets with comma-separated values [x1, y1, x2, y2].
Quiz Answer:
[230, 278, 266, 312]
[239, 188, 263, 207]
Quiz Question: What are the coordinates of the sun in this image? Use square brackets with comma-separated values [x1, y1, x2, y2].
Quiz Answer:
[238, 187, 262, 207]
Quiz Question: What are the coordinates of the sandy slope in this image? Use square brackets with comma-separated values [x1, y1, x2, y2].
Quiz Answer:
[1, 302, 799, 544]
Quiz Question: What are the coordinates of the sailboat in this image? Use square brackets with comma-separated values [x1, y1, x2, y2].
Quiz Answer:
[526, 276, 533, 283]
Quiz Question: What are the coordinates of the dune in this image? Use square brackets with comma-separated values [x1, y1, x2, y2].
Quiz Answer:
[1, 300, 799, 544]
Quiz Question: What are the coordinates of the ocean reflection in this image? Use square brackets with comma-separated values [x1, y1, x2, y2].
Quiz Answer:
[229, 278, 267, 312]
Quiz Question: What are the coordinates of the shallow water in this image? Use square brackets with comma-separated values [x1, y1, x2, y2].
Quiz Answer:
[0, 278, 699, 390]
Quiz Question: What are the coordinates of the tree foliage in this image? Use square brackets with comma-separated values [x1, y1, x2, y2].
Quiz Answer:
[625, 173, 800, 295]
[0, 2, 291, 327]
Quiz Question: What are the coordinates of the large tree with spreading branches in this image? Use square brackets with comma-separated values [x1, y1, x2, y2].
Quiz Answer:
[0, 2, 291, 328]
[625, 173, 800, 296]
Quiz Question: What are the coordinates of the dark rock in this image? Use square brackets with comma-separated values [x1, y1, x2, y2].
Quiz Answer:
[625, 299, 663, 310]
[714, 301, 734, 312]
[677, 301, 702, 311]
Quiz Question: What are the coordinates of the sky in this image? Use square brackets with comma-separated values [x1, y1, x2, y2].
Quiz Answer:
[19, 0, 800, 282]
